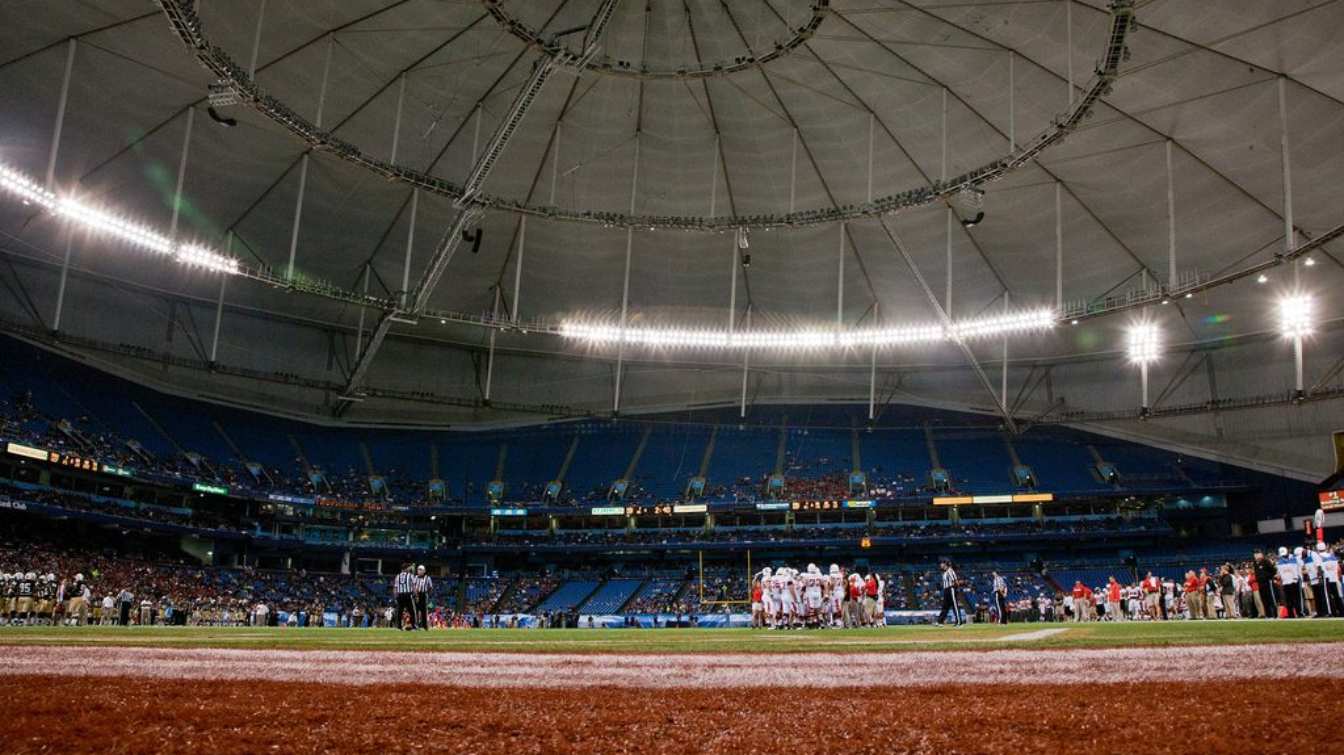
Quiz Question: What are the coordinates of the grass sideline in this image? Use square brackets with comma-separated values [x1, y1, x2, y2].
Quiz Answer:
[1, 620, 1342, 654]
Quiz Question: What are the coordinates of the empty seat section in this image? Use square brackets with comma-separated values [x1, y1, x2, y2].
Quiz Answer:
[563, 425, 636, 502]
[932, 427, 1014, 492]
[579, 579, 643, 613]
[1012, 431, 1099, 491]
[634, 424, 710, 499]
[704, 425, 778, 499]
[534, 579, 598, 612]
[859, 428, 928, 494]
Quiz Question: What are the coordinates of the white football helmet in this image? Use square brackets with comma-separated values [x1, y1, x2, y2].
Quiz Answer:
[25, 572, 36, 580]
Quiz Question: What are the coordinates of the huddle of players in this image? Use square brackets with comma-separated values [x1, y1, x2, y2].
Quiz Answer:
[1, 571, 90, 626]
[751, 564, 885, 629]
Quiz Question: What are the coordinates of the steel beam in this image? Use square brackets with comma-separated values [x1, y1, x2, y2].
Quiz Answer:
[339, 0, 619, 398]
[879, 219, 1018, 433]
[45, 39, 77, 189]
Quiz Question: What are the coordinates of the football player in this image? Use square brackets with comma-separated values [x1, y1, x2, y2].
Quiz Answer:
[14, 571, 36, 625]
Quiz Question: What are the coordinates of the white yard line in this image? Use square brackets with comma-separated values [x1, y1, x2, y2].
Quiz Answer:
[3, 643, 1342, 688]
[998, 628, 1071, 642]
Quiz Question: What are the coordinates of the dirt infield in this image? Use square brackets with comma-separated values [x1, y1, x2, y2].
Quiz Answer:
[4, 675, 1342, 754]
[4, 642, 1342, 687]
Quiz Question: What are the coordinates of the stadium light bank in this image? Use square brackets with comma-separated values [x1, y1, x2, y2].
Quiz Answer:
[0, 161, 238, 275]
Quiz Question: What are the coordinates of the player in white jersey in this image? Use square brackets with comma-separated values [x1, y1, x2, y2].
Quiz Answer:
[780, 569, 800, 628]
[828, 564, 845, 627]
[1320, 543, 1343, 617]
[768, 571, 786, 628]
[752, 568, 769, 628]
[801, 564, 824, 626]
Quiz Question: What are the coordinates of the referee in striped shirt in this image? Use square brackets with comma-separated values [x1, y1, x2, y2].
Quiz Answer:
[936, 560, 965, 627]
[412, 565, 433, 630]
[992, 570, 1009, 624]
[392, 563, 415, 631]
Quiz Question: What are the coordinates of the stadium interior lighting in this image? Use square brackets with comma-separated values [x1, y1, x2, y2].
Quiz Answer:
[1256, 273, 1269, 284]
[1126, 324, 1161, 364]
[1278, 295, 1313, 339]
[1304, 256, 1316, 267]
[0, 159, 239, 276]
[559, 308, 1056, 352]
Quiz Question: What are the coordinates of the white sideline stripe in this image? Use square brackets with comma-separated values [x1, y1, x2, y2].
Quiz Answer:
[999, 628, 1070, 642]
[3, 643, 1343, 689]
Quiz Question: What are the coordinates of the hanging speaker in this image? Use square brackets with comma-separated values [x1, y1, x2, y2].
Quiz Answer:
[462, 229, 483, 253]
[206, 106, 238, 128]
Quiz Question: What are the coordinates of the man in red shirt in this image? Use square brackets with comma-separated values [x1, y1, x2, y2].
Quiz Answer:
[1071, 581, 1090, 622]
[1141, 571, 1161, 620]
[1106, 577, 1123, 621]
[1183, 570, 1203, 619]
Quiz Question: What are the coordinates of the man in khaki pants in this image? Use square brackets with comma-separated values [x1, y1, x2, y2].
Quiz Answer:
[62, 574, 89, 626]
[1183, 571, 1203, 619]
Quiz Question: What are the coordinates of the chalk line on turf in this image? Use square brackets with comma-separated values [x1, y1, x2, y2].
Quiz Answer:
[3, 642, 1342, 688]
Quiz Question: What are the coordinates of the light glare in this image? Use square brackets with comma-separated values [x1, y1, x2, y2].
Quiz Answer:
[1126, 324, 1161, 364]
[560, 308, 1056, 352]
[1278, 295, 1312, 338]
[0, 159, 238, 277]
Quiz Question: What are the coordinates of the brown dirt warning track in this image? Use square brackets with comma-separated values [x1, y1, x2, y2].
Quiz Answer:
[3, 644, 1343, 753]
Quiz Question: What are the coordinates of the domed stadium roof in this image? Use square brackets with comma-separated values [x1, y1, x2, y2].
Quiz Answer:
[0, 1, 1341, 475]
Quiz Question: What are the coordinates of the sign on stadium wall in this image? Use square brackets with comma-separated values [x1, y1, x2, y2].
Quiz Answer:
[1321, 490, 1344, 511]
[5, 442, 47, 460]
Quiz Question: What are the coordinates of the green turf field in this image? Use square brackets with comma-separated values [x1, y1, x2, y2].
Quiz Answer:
[1, 620, 1342, 653]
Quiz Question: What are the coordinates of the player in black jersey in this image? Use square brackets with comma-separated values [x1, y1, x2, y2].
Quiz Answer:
[0, 572, 16, 625]
[36, 574, 57, 625]
[13, 571, 36, 624]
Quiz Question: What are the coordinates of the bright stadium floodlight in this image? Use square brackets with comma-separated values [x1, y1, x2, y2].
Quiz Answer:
[1278, 295, 1312, 339]
[1126, 324, 1161, 364]
[1126, 323, 1161, 416]
[558, 307, 1056, 353]
[1278, 295, 1313, 398]
[0, 159, 240, 277]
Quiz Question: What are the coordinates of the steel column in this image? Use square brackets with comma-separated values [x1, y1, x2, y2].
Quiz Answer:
[1278, 76, 1297, 286]
[1140, 361, 1149, 411]
[286, 154, 308, 280]
[209, 275, 226, 363]
[485, 286, 501, 400]
[512, 216, 525, 323]
[1008, 51, 1015, 151]
[614, 137, 639, 413]
[866, 114, 875, 203]
[52, 232, 75, 332]
[401, 189, 418, 308]
[390, 73, 406, 162]
[169, 107, 195, 239]
[315, 34, 333, 128]
[727, 235, 738, 334]
[789, 127, 798, 213]
[942, 87, 951, 314]
[836, 222, 845, 328]
[248, 0, 267, 80]
[1001, 291, 1009, 405]
[1065, 0, 1074, 106]
[868, 303, 878, 421]
[1055, 181, 1063, 309]
[45, 39, 77, 189]
[739, 308, 752, 418]
[550, 122, 561, 205]
[1165, 139, 1176, 286]
[355, 263, 369, 358]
